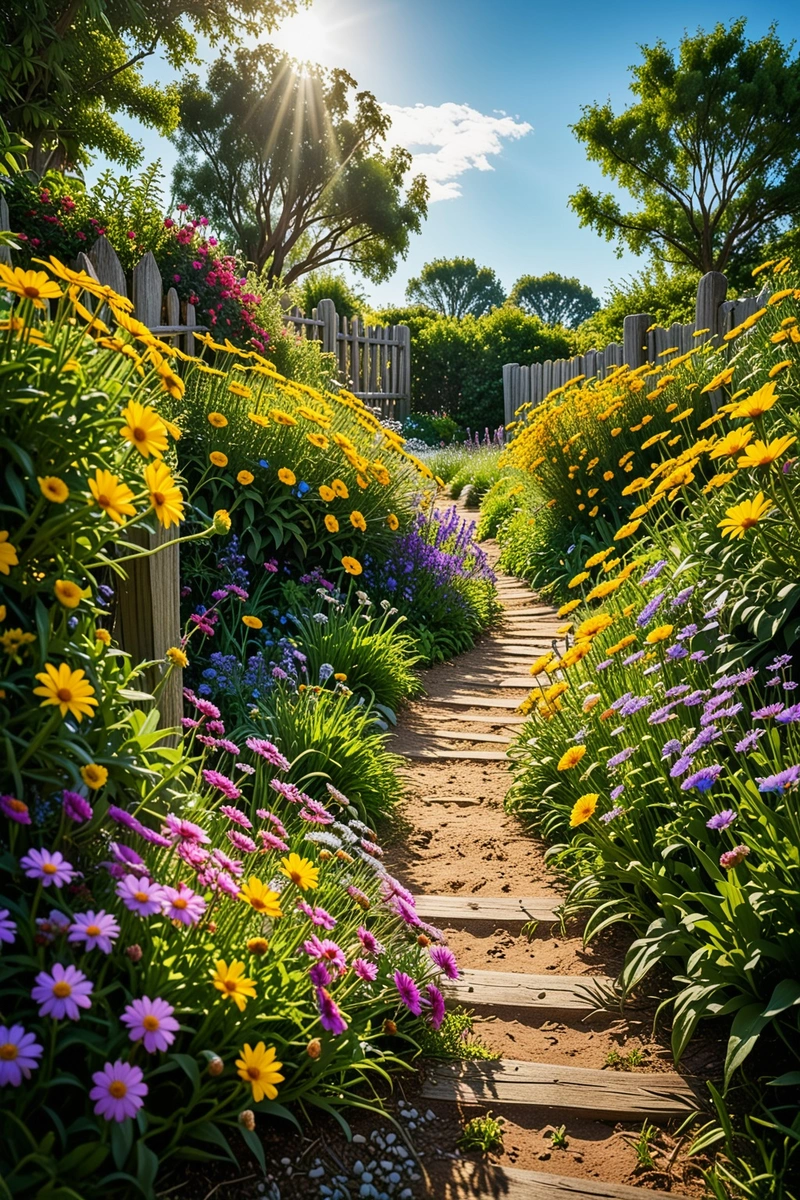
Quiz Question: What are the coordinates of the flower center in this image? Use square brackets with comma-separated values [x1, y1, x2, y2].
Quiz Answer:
[172, 897, 188, 909]
[224, 979, 238, 992]
[152, 491, 166, 506]
[23, 286, 41, 298]
[134, 891, 149, 902]
[250, 897, 266, 911]
[56, 687, 73, 702]
[289, 871, 302, 885]
[86, 924, 101, 937]
[247, 1065, 261, 1080]
[0, 1042, 18, 1061]
[108, 1080, 128, 1099]
[133, 427, 146, 442]
[97, 493, 111, 507]
[9, 799, 26, 812]
[42, 862, 58, 874]
[142, 1015, 160, 1032]
[53, 981, 72, 998]
[741, 516, 758, 529]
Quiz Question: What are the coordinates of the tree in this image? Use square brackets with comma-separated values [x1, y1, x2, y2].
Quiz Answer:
[172, 46, 428, 284]
[508, 273, 599, 327]
[0, 0, 300, 170]
[572, 266, 702, 352]
[569, 20, 800, 275]
[298, 270, 366, 319]
[405, 257, 505, 317]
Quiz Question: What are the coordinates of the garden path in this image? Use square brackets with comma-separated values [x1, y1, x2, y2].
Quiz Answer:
[386, 500, 706, 1199]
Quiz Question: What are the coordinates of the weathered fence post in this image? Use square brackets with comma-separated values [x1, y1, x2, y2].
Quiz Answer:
[502, 363, 519, 426]
[623, 313, 652, 369]
[89, 236, 127, 298]
[695, 272, 728, 347]
[317, 298, 337, 354]
[0, 195, 11, 265]
[132, 252, 162, 327]
[397, 325, 411, 420]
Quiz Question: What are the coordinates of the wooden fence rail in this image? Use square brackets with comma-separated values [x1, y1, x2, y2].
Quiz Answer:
[502, 270, 769, 426]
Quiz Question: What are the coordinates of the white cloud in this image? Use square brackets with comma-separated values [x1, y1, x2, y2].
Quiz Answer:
[381, 102, 532, 201]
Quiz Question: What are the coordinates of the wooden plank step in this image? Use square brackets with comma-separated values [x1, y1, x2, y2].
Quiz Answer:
[416, 711, 527, 726]
[444, 968, 612, 1014]
[415, 895, 559, 927]
[421, 794, 482, 805]
[428, 729, 510, 744]
[422, 1059, 698, 1120]
[442, 1162, 692, 1200]
[404, 747, 508, 762]
[426, 696, 522, 709]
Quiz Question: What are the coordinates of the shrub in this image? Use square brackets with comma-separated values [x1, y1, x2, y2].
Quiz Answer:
[298, 271, 366, 320]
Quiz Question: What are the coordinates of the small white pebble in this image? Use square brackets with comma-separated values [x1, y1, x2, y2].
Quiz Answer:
[353, 1134, 367, 1144]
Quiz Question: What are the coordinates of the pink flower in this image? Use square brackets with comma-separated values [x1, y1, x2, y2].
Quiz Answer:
[299, 799, 333, 825]
[117, 874, 165, 917]
[90, 1060, 147, 1122]
[212, 848, 243, 876]
[164, 218, 175, 228]
[1, 794, 31, 824]
[302, 935, 347, 974]
[63, 790, 92, 823]
[214, 870, 240, 898]
[32, 963, 93, 1020]
[161, 883, 206, 926]
[297, 899, 336, 930]
[126, 230, 136, 239]
[164, 814, 210, 844]
[357, 926, 384, 956]
[194, 698, 221, 719]
[309, 961, 331, 987]
[360, 838, 383, 858]
[226, 829, 257, 854]
[0, 1023, 43, 1085]
[217, 739, 241, 755]
[353, 958, 378, 983]
[34, 909, 70, 943]
[176, 841, 209, 868]
[220, 805, 252, 829]
[270, 780, 304, 804]
[206, 720, 226, 734]
[391, 896, 421, 928]
[258, 830, 289, 853]
[429, 945, 459, 980]
[121, 996, 179, 1052]
[424, 983, 445, 1030]
[20, 847, 74, 888]
[68, 909, 120, 953]
[257, 809, 287, 835]
[316, 987, 347, 1035]
[394, 971, 422, 1015]
[202, 769, 241, 801]
[245, 737, 291, 771]
[720, 844, 750, 870]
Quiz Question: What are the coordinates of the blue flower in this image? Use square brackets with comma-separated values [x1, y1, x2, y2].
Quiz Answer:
[680, 764, 722, 792]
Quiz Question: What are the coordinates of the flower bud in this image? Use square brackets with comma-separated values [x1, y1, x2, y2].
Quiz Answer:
[318, 849, 332, 861]
[238, 1110, 256, 1131]
[212, 509, 232, 535]
[416, 934, 431, 947]
[247, 937, 269, 956]
[383, 1019, 397, 1036]
[207, 1055, 224, 1076]
[306, 1038, 322, 1059]
[125, 944, 142, 963]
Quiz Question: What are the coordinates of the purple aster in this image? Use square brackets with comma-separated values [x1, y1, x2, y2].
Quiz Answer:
[690, 650, 710, 662]
[661, 739, 683, 759]
[623, 650, 646, 665]
[619, 696, 651, 717]
[648, 703, 677, 725]
[138, 826, 172, 848]
[163, 814, 210, 844]
[202, 769, 241, 801]
[701, 703, 742, 725]
[600, 806, 624, 824]
[176, 841, 210, 869]
[245, 737, 291, 771]
[117, 874, 165, 917]
[380, 876, 416, 905]
[161, 884, 206, 926]
[768, 654, 793, 671]
[309, 962, 331, 987]
[19, 847, 75, 888]
[671, 586, 695, 607]
[0, 795, 31, 824]
[735, 729, 763, 753]
[706, 689, 735, 708]
[316, 987, 348, 1035]
[670, 755, 694, 779]
[193, 697, 221, 719]
[299, 799, 334, 825]
[207, 721, 226, 735]
[0, 1024, 43, 1086]
[776, 705, 800, 725]
[686, 726, 721, 753]
[757, 765, 800, 793]
[196, 735, 218, 749]
[353, 958, 379, 982]
[729, 668, 758, 687]
[752, 703, 785, 720]
[707, 810, 737, 831]
[302, 935, 347, 974]
[429, 945, 459, 980]
[90, 1061, 148, 1122]
[666, 644, 689, 660]
[611, 692, 633, 711]
[720, 844, 750, 870]
[596, 659, 613, 671]
[297, 899, 336, 930]
[665, 684, 691, 699]
[0, 908, 16, 945]
[63, 790, 93, 823]
[257, 809, 288, 836]
[181, 717, 199, 729]
[391, 895, 422, 927]
[394, 971, 422, 1015]
[259, 830, 290, 852]
[68, 910, 120, 954]
[220, 805, 252, 829]
[636, 591, 666, 627]
[607, 746, 635, 768]
[640, 560, 668, 584]
[677, 623, 698, 641]
[610, 784, 625, 800]
[643, 662, 663, 675]
[683, 690, 710, 707]
[32, 963, 93, 1020]
[121, 996, 179, 1053]
[424, 983, 446, 1030]
[270, 779, 305, 804]
[766, 676, 782, 687]
[680, 764, 723, 792]
[357, 926, 384, 956]
[784, 681, 798, 692]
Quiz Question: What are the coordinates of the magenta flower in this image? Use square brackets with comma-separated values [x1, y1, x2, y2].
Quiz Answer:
[325, 782, 350, 806]
[0, 1024, 43, 1086]
[394, 971, 422, 1015]
[63, 790, 93, 823]
[214, 870, 240, 898]
[176, 841, 210, 868]
[270, 779, 304, 804]
[353, 958, 378, 983]
[68, 910, 120, 954]
[309, 962, 331, 987]
[1, 794, 31, 824]
[19, 847, 75, 888]
[163, 814, 210, 844]
[299, 799, 334, 825]
[202, 769, 241, 801]
[121, 996, 180, 1053]
[226, 829, 257, 854]
[259, 830, 290, 853]
[316, 987, 347, 1035]
[297, 899, 336, 930]
[161, 884, 206, 926]
[90, 1060, 148, 1122]
[429, 945, 459, 980]
[357, 926, 384, 956]
[32, 963, 93, 1020]
[0, 908, 16, 945]
[117, 874, 165, 917]
[424, 983, 446, 1030]
[360, 838, 383, 858]
[217, 739, 241, 755]
[720, 844, 750, 870]
[138, 826, 172, 848]
[220, 805, 252, 829]
[211, 848, 243, 876]
[302, 935, 347, 974]
[257, 809, 288, 837]
[245, 737, 291, 771]
[391, 896, 422, 928]
[194, 697, 221, 719]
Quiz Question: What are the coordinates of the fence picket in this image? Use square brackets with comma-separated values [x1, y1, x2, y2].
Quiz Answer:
[90, 236, 127, 299]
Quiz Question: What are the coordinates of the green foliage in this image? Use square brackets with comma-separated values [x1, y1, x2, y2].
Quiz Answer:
[0, 115, 29, 180]
[569, 18, 800, 273]
[172, 46, 428, 283]
[448, 449, 505, 509]
[573, 266, 702, 352]
[417, 1008, 496, 1061]
[695, 1084, 800, 1200]
[457, 1112, 506, 1154]
[405, 256, 505, 317]
[402, 411, 461, 446]
[631, 1123, 657, 1169]
[298, 271, 366, 320]
[475, 473, 531, 541]
[246, 275, 337, 389]
[549, 1125, 569, 1150]
[509, 273, 599, 328]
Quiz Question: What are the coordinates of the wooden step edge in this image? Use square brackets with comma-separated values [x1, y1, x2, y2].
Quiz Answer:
[422, 1059, 699, 1120]
[404, 748, 509, 762]
[415, 895, 560, 926]
[444, 968, 615, 1014]
[425, 695, 523, 710]
[439, 1161, 693, 1200]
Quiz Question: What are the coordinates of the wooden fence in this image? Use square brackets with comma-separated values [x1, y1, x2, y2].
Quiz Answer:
[502, 271, 770, 425]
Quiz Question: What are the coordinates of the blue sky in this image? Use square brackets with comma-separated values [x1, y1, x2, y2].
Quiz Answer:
[87, 0, 800, 307]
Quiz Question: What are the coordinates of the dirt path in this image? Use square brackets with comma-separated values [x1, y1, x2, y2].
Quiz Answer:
[384, 502, 709, 1198]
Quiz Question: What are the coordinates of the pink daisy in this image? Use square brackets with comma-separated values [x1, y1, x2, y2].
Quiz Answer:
[202, 769, 241, 801]
[206, 720, 226, 734]
[121, 996, 180, 1053]
[299, 799, 334, 825]
[316, 987, 347, 1035]
[193, 697, 221, 719]
[257, 809, 288, 837]
[117, 874, 165, 917]
[302, 935, 347, 974]
[214, 870, 240, 898]
[297, 899, 337, 930]
[394, 971, 422, 1015]
[68, 909, 120, 953]
[19, 847, 75, 888]
[211, 848, 243, 876]
[353, 958, 378, 983]
[309, 961, 331, 987]
[226, 829, 257, 854]
[163, 814, 210, 844]
[220, 805, 252, 829]
[259, 829, 290, 853]
[161, 884, 206, 926]
[176, 841, 210, 868]
[357, 926, 384, 956]
[429, 945, 459, 980]
[90, 1060, 147, 1122]
[0, 1024, 43, 1086]
[424, 983, 446, 1030]
[217, 739, 241, 755]
[391, 896, 421, 928]
[360, 839, 383, 858]
[246, 737, 291, 771]
[32, 963, 93, 1020]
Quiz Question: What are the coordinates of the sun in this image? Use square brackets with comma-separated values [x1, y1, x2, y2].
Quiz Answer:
[272, 9, 332, 66]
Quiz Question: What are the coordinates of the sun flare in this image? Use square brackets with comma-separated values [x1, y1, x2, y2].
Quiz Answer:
[272, 10, 332, 66]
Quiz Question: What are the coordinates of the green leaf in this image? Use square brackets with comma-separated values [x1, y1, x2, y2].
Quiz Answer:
[135, 1141, 159, 1199]
[724, 1002, 770, 1086]
[250, 1099, 302, 1132]
[170, 1052, 200, 1089]
[111, 1118, 134, 1170]
[188, 1122, 238, 1166]
[238, 1126, 266, 1174]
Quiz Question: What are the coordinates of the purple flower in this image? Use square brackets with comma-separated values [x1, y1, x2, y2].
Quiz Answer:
[211, 849, 242, 877]
[220, 805, 252, 829]
[720, 844, 750, 870]
[391, 895, 422, 927]
[752, 703, 784, 720]
[662, 739, 683, 759]
[62, 790, 93, 823]
[643, 662, 663, 675]
[707, 810, 737, 831]
[193, 697, 221, 719]
[637, 592, 666, 628]
[19, 847, 74, 888]
[117, 874, 165, 917]
[681, 764, 723, 792]
[68, 910, 120, 953]
[32, 963, 93, 1020]
[667, 644, 689, 660]
[766, 676, 782, 687]
[309, 962, 331, 987]
[429, 945, 459, 980]
[300, 798, 334, 825]
[784, 681, 798, 692]
[677, 623, 698, 641]
[670, 755, 694, 778]
[394, 971, 422, 1015]
[776, 705, 800, 725]
[316, 987, 348, 1035]
[596, 659, 613, 671]
[357, 926, 384, 956]
[297, 899, 336, 930]
[202, 769, 241, 801]
[121, 996, 179, 1053]
[757, 765, 800, 793]
[257, 809, 288, 837]
[600, 806, 624, 824]
[768, 654, 793, 671]
[610, 784, 625, 800]
[683, 690, 709, 707]
[353, 958, 379, 982]
[607, 746, 635, 768]
[648, 703, 677, 725]
[0, 794, 30, 824]
[665, 684, 691, 699]
[619, 696, 651, 717]
[245, 737, 291, 771]
[34, 909, 70, 942]
[611, 692, 633, 711]
[90, 1061, 148, 1122]
[734, 729, 763, 753]
[701, 703, 742, 725]
[686, 726, 721, 753]
[671, 586, 695, 607]
[0, 908, 16, 945]
[176, 841, 210, 868]
[729, 668, 758, 687]
[326, 782, 351, 806]
[161, 884, 206, 926]
[623, 650, 646, 665]
[690, 650, 710, 662]
[0, 1024, 43, 1085]
[424, 983, 446, 1030]
[227, 829, 257, 854]
[217, 739, 241, 755]
[639, 560, 668, 584]
[303, 935, 347, 975]
[259, 830, 289, 852]
[164, 814, 210, 844]
[236, 762, 256, 775]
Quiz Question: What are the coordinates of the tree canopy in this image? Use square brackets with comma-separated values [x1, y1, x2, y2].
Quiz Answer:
[508, 272, 599, 327]
[405, 257, 505, 317]
[0, 0, 299, 170]
[569, 19, 800, 274]
[172, 46, 427, 284]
